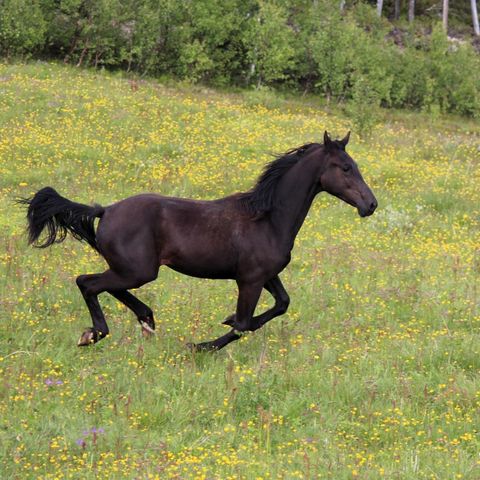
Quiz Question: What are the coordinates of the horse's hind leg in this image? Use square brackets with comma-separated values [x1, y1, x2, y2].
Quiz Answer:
[109, 290, 156, 337]
[76, 269, 157, 346]
[76, 273, 109, 345]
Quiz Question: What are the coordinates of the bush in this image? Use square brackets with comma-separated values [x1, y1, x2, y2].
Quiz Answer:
[242, 1, 295, 86]
[348, 75, 381, 138]
[0, 0, 46, 57]
[243, 85, 284, 109]
[309, 8, 357, 101]
[421, 24, 480, 116]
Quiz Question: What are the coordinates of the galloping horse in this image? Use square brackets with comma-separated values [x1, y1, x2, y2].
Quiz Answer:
[21, 131, 377, 351]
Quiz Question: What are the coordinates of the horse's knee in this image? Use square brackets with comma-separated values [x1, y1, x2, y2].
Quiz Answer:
[76, 275, 89, 292]
[277, 294, 290, 315]
[76, 274, 101, 297]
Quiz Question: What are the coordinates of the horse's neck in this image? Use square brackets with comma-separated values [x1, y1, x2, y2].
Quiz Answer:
[270, 158, 320, 250]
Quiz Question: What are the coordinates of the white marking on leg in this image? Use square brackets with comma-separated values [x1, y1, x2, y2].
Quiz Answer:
[141, 321, 156, 334]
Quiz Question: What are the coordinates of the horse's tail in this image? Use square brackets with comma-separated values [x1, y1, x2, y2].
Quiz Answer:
[18, 187, 105, 251]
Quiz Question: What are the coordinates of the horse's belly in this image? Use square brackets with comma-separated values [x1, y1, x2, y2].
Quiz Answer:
[166, 261, 235, 280]
[161, 247, 237, 280]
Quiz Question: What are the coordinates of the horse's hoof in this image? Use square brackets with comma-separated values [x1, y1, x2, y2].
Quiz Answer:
[141, 321, 155, 338]
[228, 319, 248, 333]
[223, 315, 246, 332]
[186, 342, 217, 352]
[77, 328, 96, 346]
[222, 314, 235, 326]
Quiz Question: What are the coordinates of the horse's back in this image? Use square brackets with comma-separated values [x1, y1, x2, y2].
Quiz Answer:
[95, 193, 253, 279]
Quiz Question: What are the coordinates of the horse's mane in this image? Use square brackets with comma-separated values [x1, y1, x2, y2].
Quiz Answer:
[240, 143, 321, 218]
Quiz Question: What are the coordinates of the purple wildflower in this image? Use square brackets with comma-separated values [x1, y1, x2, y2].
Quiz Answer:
[75, 438, 86, 448]
[45, 378, 63, 386]
[90, 427, 105, 435]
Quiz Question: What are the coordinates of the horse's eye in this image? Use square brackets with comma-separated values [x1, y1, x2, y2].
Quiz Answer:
[342, 164, 351, 172]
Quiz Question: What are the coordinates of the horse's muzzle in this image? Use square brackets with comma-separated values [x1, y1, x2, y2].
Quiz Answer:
[358, 199, 378, 217]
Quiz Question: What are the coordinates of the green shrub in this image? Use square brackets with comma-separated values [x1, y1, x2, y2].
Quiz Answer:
[178, 39, 214, 83]
[309, 7, 356, 101]
[42, 0, 131, 66]
[243, 85, 284, 109]
[242, 1, 295, 86]
[423, 24, 480, 116]
[348, 75, 381, 138]
[0, 0, 46, 57]
[390, 47, 428, 109]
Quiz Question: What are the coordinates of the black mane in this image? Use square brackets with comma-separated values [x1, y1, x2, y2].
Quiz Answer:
[240, 143, 320, 217]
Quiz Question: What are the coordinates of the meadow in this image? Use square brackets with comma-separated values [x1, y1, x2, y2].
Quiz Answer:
[0, 62, 479, 479]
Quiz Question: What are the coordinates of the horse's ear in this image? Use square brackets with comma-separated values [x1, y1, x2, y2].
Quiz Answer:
[324, 131, 332, 148]
[340, 131, 350, 148]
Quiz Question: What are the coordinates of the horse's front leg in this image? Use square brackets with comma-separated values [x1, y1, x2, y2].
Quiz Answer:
[223, 276, 290, 330]
[188, 281, 263, 352]
[230, 281, 264, 332]
[188, 329, 243, 352]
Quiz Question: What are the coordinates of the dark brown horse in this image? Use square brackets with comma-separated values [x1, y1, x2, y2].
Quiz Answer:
[21, 131, 377, 351]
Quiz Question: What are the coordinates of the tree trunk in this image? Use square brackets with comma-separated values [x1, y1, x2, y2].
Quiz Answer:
[394, 0, 401, 20]
[76, 46, 88, 68]
[408, 0, 415, 22]
[442, 0, 449, 33]
[340, 0, 346, 12]
[472, 0, 480, 36]
[377, 0, 384, 17]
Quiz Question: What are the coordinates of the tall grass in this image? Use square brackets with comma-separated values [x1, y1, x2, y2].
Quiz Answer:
[0, 63, 479, 479]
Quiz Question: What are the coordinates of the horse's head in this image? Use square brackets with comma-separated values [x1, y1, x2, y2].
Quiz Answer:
[319, 131, 377, 217]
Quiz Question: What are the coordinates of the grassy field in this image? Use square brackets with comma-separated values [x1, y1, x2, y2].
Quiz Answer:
[0, 62, 479, 479]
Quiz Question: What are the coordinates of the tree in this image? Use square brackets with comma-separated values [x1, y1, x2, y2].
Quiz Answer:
[408, 0, 415, 22]
[472, 0, 480, 36]
[242, 1, 295, 86]
[442, 0, 449, 32]
[394, 0, 401, 20]
[377, 0, 384, 17]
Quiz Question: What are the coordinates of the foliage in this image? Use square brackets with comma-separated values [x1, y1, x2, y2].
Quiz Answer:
[243, 85, 285, 109]
[242, 1, 295, 86]
[348, 75, 381, 138]
[0, 0, 46, 56]
[39, 0, 126, 66]
[424, 24, 480, 116]
[309, 6, 357, 101]
[0, 0, 479, 114]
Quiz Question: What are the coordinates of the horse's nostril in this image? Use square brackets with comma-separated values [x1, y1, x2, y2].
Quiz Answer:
[370, 201, 377, 211]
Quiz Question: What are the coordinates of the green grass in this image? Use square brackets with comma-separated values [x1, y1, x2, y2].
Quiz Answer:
[1, 62, 479, 479]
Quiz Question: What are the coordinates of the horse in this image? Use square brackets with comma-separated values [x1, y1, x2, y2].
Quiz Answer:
[20, 131, 377, 351]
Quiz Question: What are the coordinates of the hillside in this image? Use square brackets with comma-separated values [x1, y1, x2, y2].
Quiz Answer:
[0, 63, 479, 479]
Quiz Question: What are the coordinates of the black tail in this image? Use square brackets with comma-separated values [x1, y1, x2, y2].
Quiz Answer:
[18, 187, 104, 251]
